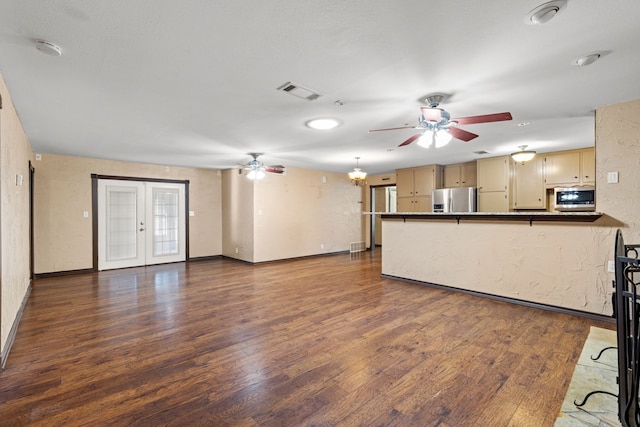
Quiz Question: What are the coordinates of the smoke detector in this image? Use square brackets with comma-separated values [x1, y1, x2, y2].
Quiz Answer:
[524, 1, 568, 25]
[35, 40, 62, 56]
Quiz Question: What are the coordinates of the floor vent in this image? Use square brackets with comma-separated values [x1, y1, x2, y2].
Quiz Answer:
[350, 241, 366, 253]
[277, 81, 322, 101]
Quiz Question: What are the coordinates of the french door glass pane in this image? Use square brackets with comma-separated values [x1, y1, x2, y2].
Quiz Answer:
[107, 190, 137, 260]
[153, 188, 179, 256]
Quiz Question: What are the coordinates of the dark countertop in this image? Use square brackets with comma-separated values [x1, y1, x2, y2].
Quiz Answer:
[372, 211, 603, 225]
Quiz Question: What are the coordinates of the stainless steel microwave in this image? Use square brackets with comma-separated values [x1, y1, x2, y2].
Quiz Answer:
[554, 187, 595, 211]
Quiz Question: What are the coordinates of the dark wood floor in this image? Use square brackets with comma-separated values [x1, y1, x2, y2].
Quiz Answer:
[1, 250, 613, 426]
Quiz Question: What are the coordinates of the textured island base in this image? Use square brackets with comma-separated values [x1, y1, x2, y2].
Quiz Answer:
[555, 327, 620, 426]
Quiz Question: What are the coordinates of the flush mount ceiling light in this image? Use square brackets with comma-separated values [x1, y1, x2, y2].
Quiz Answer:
[573, 53, 601, 67]
[35, 40, 62, 56]
[524, 0, 567, 25]
[306, 118, 340, 130]
[348, 157, 367, 186]
[511, 145, 537, 163]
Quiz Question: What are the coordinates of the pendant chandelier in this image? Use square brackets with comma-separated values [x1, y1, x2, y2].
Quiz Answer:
[348, 157, 367, 186]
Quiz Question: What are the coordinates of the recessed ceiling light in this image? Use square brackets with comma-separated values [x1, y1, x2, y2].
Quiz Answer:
[524, 0, 567, 25]
[517, 122, 531, 127]
[573, 53, 601, 67]
[35, 40, 62, 56]
[306, 118, 340, 130]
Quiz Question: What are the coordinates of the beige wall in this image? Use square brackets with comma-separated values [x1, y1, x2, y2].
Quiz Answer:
[253, 167, 362, 262]
[34, 154, 222, 274]
[221, 168, 254, 262]
[382, 98, 640, 315]
[1, 74, 33, 358]
[223, 166, 363, 263]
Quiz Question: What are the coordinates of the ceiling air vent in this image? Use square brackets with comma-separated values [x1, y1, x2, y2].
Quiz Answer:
[474, 150, 489, 155]
[277, 82, 322, 101]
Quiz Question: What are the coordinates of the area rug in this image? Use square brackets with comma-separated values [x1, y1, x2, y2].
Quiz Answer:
[555, 326, 620, 426]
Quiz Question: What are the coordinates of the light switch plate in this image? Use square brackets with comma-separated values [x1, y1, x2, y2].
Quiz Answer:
[607, 171, 619, 183]
[608, 260, 615, 273]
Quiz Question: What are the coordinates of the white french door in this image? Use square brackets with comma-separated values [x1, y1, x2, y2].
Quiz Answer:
[97, 179, 186, 270]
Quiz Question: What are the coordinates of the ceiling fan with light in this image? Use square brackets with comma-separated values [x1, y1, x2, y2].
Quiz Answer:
[242, 153, 285, 180]
[368, 94, 513, 148]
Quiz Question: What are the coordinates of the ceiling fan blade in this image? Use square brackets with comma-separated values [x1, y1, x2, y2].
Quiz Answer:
[420, 107, 442, 122]
[368, 125, 417, 133]
[448, 127, 479, 142]
[452, 112, 512, 125]
[398, 132, 423, 147]
[265, 165, 285, 174]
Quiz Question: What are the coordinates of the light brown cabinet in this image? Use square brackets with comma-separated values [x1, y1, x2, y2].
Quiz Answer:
[581, 149, 595, 184]
[443, 162, 477, 187]
[544, 148, 595, 187]
[477, 156, 513, 212]
[396, 165, 443, 212]
[514, 156, 546, 209]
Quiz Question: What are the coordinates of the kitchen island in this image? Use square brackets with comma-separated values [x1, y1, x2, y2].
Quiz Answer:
[376, 211, 614, 317]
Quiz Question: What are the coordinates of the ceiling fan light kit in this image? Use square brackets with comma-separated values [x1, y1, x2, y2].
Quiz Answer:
[524, 0, 567, 25]
[511, 145, 536, 163]
[417, 129, 452, 149]
[348, 157, 367, 186]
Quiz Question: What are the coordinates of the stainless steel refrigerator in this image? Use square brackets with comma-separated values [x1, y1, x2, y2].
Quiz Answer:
[432, 187, 477, 212]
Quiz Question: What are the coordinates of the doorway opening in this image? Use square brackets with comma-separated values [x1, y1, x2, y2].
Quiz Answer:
[370, 185, 396, 249]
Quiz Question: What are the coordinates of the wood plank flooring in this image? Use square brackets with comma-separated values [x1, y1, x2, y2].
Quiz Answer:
[0, 251, 613, 426]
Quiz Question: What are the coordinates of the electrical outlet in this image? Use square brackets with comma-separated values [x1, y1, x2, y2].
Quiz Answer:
[235, 247, 239, 254]
[608, 260, 615, 273]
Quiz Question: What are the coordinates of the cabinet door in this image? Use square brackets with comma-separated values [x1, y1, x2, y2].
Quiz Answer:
[413, 166, 434, 197]
[477, 157, 508, 192]
[545, 152, 580, 185]
[414, 196, 432, 212]
[581, 149, 595, 184]
[397, 197, 414, 212]
[514, 157, 546, 209]
[478, 192, 509, 212]
[444, 165, 461, 188]
[461, 163, 477, 187]
[396, 169, 415, 197]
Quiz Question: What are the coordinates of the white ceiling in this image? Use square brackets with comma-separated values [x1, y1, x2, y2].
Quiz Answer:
[1, 1, 639, 175]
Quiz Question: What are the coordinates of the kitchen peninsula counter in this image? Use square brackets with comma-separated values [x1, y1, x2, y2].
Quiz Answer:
[376, 210, 611, 317]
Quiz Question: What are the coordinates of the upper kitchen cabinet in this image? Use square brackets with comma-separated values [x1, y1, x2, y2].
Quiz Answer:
[477, 156, 513, 212]
[443, 161, 477, 188]
[396, 165, 443, 212]
[514, 156, 546, 209]
[544, 148, 595, 187]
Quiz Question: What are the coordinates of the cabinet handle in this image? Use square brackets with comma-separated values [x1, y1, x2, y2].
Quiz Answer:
[585, 175, 589, 178]
[574, 176, 578, 179]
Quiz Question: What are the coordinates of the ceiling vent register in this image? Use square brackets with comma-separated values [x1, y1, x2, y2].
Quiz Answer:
[277, 82, 322, 101]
